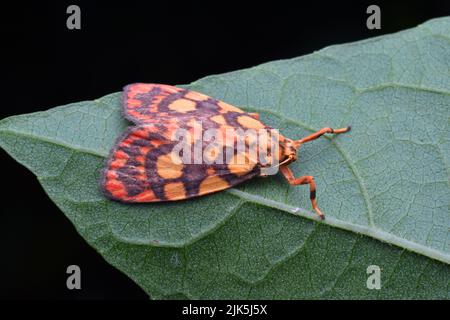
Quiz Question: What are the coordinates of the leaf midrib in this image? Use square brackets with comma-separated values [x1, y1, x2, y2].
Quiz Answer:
[1, 120, 448, 265]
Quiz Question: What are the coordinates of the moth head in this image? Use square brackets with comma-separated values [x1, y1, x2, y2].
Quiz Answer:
[278, 139, 299, 166]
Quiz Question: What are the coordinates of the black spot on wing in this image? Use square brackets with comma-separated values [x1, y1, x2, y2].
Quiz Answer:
[181, 163, 208, 197]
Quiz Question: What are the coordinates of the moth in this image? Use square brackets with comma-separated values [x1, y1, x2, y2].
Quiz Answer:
[101, 83, 350, 219]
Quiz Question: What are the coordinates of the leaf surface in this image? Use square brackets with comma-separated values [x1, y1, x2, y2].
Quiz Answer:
[1, 18, 449, 299]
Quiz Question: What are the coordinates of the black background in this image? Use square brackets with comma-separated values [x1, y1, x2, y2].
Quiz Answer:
[1, 0, 449, 300]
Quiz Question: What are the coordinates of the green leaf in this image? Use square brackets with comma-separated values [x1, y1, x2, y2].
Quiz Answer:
[1, 18, 449, 299]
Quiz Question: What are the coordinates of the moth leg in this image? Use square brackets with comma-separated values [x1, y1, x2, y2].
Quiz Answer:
[248, 112, 260, 120]
[279, 165, 324, 219]
[296, 126, 350, 145]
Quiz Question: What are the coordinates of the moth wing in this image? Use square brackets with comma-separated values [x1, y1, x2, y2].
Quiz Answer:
[123, 83, 266, 129]
[159, 163, 261, 201]
[193, 165, 261, 198]
[101, 124, 177, 202]
[169, 122, 262, 199]
[101, 123, 261, 202]
[104, 84, 270, 202]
